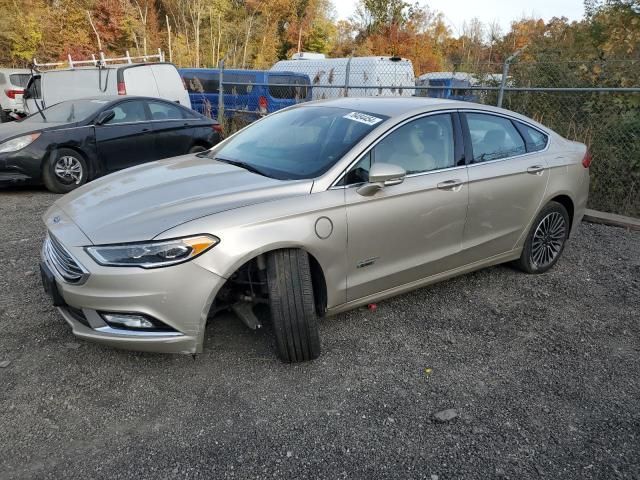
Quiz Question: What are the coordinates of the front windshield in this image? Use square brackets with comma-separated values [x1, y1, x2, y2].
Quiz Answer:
[23, 99, 109, 123]
[209, 106, 389, 180]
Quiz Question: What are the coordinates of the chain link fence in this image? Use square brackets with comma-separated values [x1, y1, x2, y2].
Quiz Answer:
[195, 58, 639, 217]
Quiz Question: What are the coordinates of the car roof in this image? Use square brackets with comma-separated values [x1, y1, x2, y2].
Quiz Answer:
[299, 97, 549, 131]
[55, 95, 183, 104]
[299, 97, 467, 117]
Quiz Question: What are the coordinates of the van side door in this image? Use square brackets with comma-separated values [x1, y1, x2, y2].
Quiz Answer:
[94, 99, 157, 172]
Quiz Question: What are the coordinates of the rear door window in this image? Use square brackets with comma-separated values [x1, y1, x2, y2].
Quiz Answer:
[465, 113, 526, 163]
[106, 100, 149, 124]
[148, 101, 185, 120]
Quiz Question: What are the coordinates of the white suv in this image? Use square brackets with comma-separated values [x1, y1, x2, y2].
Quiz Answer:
[0, 68, 30, 122]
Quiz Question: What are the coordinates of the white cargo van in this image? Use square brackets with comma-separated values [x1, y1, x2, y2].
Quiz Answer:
[271, 56, 415, 100]
[24, 62, 190, 113]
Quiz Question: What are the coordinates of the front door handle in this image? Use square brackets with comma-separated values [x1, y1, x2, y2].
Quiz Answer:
[437, 179, 464, 191]
[527, 165, 545, 174]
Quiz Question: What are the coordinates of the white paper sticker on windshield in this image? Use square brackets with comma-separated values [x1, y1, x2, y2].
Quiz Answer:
[343, 111, 383, 126]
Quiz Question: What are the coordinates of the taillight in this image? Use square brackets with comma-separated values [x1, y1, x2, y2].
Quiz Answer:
[582, 150, 592, 168]
[258, 96, 268, 114]
[4, 89, 24, 99]
[117, 82, 126, 95]
[212, 124, 223, 133]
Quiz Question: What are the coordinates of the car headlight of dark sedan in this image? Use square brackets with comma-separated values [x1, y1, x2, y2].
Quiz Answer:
[85, 235, 219, 268]
[0, 133, 41, 153]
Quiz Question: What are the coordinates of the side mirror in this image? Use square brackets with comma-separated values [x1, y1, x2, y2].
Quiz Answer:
[356, 162, 406, 196]
[95, 110, 115, 125]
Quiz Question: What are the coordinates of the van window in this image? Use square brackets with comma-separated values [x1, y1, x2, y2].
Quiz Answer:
[184, 72, 219, 94]
[106, 101, 148, 124]
[222, 73, 255, 95]
[268, 75, 308, 100]
[466, 113, 526, 163]
[27, 77, 41, 99]
[148, 101, 184, 120]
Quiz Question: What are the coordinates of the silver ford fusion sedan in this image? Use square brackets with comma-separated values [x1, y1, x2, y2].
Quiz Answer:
[41, 97, 590, 362]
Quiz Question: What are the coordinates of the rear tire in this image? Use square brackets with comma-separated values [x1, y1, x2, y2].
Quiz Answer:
[266, 249, 321, 363]
[515, 201, 570, 274]
[42, 148, 89, 194]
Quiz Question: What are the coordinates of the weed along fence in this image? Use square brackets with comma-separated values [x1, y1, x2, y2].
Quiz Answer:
[193, 57, 638, 217]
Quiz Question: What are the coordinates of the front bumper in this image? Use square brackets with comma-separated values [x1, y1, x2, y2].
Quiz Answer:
[42, 224, 227, 354]
[57, 306, 200, 354]
[0, 150, 41, 185]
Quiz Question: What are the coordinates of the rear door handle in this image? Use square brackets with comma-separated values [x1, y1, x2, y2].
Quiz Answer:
[437, 179, 464, 191]
[527, 165, 545, 174]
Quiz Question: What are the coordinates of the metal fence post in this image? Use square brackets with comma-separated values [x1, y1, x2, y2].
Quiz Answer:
[497, 48, 523, 108]
[218, 59, 225, 125]
[344, 56, 352, 97]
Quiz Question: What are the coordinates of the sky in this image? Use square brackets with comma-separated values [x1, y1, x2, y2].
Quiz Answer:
[333, 0, 585, 36]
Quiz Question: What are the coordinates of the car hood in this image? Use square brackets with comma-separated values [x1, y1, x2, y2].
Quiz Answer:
[0, 119, 67, 141]
[51, 155, 314, 244]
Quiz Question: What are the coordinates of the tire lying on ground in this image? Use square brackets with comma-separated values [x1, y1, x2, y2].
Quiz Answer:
[515, 200, 570, 274]
[266, 249, 321, 363]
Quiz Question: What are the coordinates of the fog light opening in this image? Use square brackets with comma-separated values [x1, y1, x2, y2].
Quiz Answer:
[100, 312, 175, 332]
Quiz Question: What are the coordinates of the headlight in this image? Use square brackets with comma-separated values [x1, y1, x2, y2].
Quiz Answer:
[0, 133, 41, 153]
[85, 235, 219, 268]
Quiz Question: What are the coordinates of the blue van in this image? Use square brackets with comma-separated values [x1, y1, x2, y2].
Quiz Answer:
[415, 73, 479, 102]
[179, 68, 312, 120]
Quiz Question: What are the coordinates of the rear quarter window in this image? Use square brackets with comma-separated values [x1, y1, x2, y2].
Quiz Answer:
[515, 122, 549, 152]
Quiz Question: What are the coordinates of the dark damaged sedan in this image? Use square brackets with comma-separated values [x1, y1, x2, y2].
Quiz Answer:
[0, 96, 222, 192]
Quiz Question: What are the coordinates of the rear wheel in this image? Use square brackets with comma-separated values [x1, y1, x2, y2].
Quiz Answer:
[515, 201, 570, 274]
[42, 148, 89, 193]
[266, 249, 321, 363]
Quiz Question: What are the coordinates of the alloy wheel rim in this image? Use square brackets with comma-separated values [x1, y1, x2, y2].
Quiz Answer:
[54, 156, 83, 184]
[531, 212, 566, 268]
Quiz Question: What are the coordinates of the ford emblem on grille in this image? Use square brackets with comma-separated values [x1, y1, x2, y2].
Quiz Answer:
[53, 216, 61, 224]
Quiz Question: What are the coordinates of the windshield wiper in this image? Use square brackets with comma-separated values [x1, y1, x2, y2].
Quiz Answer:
[214, 156, 271, 178]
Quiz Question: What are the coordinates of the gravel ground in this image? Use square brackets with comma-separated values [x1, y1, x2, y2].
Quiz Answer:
[1, 187, 639, 480]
